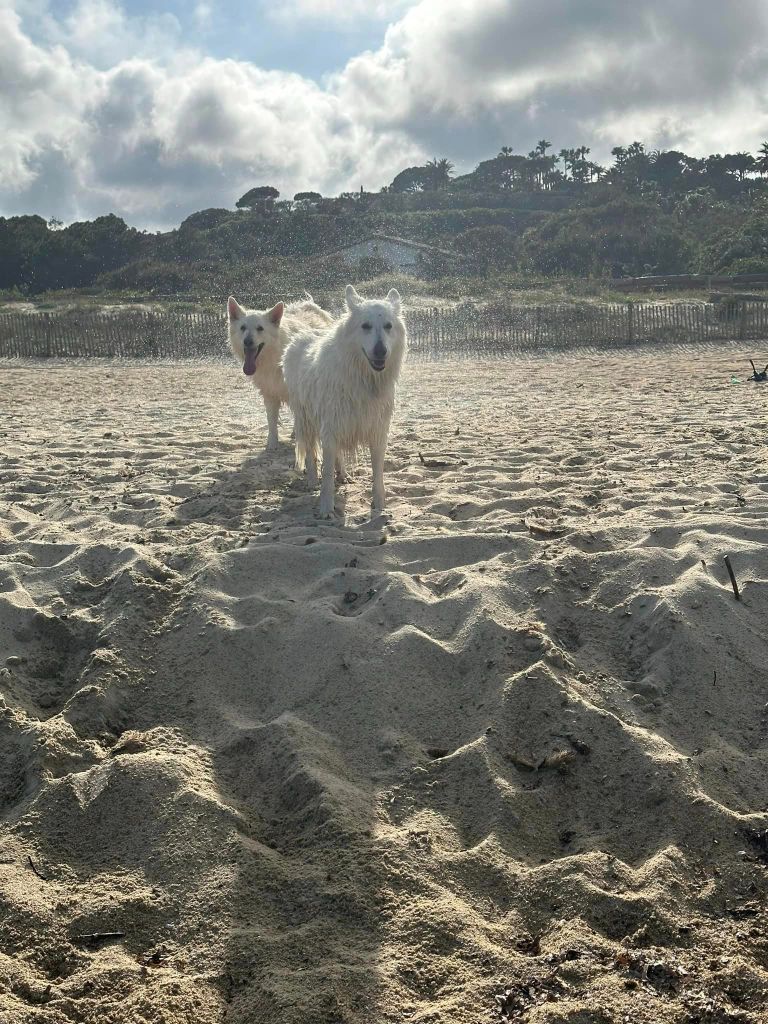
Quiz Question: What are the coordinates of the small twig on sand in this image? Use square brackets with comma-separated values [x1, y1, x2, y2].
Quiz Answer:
[712, 670, 717, 687]
[724, 555, 741, 601]
[27, 856, 48, 881]
[418, 452, 467, 469]
[72, 932, 126, 945]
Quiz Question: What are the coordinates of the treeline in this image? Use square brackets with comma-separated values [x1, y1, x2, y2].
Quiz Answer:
[2, 140, 768, 297]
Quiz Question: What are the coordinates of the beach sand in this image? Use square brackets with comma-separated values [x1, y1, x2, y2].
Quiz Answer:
[1, 349, 768, 1023]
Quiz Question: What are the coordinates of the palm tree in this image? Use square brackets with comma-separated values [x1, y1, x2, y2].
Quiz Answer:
[623, 142, 650, 187]
[571, 153, 591, 184]
[758, 141, 768, 177]
[543, 168, 566, 190]
[536, 139, 552, 156]
[731, 151, 756, 181]
[611, 146, 628, 175]
[425, 157, 454, 189]
[558, 148, 574, 179]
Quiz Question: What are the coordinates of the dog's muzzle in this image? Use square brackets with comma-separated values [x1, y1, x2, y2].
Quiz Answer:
[366, 341, 387, 372]
[243, 340, 265, 376]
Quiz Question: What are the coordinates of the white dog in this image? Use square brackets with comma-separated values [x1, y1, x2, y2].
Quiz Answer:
[282, 285, 407, 517]
[227, 295, 333, 450]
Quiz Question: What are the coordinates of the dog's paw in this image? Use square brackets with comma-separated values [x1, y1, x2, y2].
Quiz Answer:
[318, 498, 335, 518]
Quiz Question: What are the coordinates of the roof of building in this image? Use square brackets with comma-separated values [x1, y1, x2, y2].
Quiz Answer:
[317, 232, 459, 262]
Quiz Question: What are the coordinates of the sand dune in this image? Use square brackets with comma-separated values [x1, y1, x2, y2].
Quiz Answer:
[2, 350, 768, 1023]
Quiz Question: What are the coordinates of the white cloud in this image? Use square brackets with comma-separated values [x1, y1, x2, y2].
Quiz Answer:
[64, 0, 181, 65]
[336, 0, 768, 160]
[0, 3, 95, 193]
[15, 0, 184, 68]
[2, 0, 768, 227]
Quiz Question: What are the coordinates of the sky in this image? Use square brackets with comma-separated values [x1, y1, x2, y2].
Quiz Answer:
[2, 0, 768, 230]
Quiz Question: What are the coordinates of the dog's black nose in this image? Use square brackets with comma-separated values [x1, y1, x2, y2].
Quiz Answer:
[244, 337, 254, 348]
[373, 340, 386, 359]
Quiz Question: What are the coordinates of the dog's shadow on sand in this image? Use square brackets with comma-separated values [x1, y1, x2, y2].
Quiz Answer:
[168, 440, 385, 538]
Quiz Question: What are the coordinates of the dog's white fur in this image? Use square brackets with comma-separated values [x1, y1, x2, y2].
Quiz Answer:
[282, 284, 407, 517]
[227, 295, 333, 450]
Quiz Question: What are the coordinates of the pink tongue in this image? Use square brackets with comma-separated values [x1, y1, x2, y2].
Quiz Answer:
[243, 349, 257, 376]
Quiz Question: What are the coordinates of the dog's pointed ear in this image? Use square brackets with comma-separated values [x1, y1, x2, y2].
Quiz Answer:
[386, 288, 401, 314]
[228, 296, 245, 321]
[345, 284, 362, 311]
[267, 301, 284, 325]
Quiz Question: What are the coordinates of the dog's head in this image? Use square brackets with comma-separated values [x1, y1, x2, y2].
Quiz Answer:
[344, 285, 405, 373]
[227, 297, 284, 376]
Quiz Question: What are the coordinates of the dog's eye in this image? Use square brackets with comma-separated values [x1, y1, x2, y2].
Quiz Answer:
[240, 325, 246, 332]
[384, 322, 393, 330]
[256, 325, 264, 332]
[361, 322, 372, 331]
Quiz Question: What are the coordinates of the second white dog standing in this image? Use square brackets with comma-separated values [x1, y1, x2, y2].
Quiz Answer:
[227, 295, 333, 450]
[282, 285, 407, 517]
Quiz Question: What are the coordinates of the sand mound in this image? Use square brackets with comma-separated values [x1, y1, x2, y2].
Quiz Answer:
[2, 351, 768, 1023]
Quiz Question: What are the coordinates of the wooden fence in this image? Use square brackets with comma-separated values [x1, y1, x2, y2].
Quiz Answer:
[1, 301, 767, 360]
[617, 272, 768, 291]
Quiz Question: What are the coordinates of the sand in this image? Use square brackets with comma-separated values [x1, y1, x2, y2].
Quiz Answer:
[1, 348, 768, 1024]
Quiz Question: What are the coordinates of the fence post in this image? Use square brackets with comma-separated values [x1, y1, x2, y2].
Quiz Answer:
[42, 312, 52, 358]
[738, 300, 747, 341]
[627, 301, 634, 344]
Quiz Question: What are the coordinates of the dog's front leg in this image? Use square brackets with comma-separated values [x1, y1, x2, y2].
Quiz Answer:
[265, 397, 280, 451]
[318, 435, 337, 517]
[370, 438, 386, 511]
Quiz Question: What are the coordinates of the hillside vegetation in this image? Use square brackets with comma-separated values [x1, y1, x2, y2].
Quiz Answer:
[3, 141, 768, 306]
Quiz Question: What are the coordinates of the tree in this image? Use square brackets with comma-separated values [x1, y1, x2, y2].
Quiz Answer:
[389, 166, 432, 193]
[425, 157, 454, 190]
[294, 191, 322, 205]
[648, 150, 688, 191]
[559, 148, 575, 179]
[731, 152, 756, 181]
[570, 147, 592, 184]
[180, 208, 232, 231]
[236, 186, 280, 210]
